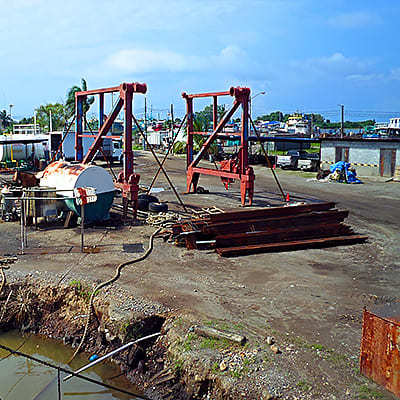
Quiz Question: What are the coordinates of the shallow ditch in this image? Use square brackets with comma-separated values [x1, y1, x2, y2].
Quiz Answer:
[0, 277, 255, 400]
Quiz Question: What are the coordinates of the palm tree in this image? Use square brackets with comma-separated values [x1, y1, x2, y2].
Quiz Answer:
[65, 79, 95, 127]
[0, 109, 12, 131]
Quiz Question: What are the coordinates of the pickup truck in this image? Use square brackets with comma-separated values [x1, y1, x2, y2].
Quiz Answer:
[298, 156, 320, 171]
[276, 151, 320, 171]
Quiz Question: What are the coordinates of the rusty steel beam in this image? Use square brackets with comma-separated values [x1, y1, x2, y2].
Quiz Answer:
[76, 82, 147, 97]
[199, 202, 336, 223]
[215, 223, 352, 247]
[201, 210, 350, 236]
[216, 235, 367, 257]
[182, 90, 231, 99]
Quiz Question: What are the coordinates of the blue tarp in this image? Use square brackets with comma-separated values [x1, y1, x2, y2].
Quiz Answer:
[329, 161, 362, 184]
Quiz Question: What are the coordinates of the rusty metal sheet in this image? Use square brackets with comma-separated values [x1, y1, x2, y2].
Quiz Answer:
[360, 306, 400, 397]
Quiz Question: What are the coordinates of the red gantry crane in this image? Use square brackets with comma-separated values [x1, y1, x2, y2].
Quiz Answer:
[182, 87, 255, 206]
[75, 82, 147, 218]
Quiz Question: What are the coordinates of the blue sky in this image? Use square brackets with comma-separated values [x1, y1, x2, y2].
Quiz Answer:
[1, 0, 399, 122]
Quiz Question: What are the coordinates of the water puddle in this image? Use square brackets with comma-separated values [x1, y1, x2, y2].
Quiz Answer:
[0, 331, 143, 400]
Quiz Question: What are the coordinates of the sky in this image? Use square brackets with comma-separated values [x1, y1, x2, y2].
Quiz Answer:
[1, 0, 400, 122]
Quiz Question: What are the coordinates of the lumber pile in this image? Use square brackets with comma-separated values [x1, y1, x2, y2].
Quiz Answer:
[172, 202, 367, 257]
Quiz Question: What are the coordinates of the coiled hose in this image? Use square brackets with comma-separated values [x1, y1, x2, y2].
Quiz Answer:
[68, 227, 162, 363]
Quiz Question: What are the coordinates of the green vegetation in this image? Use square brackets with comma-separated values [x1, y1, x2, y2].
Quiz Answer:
[211, 361, 221, 374]
[174, 359, 184, 375]
[296, 380, 313, 392]
[173, 141, 186, 154]
[35, 103, 66, 131]
[0, 109, 13, 132]
[65, 78, 94, 121]
[199, 337, 231, 350]
[182, 333, 196, 351]
[255, 110, 376, 130]
[357, 384, 385, 399]
[229, 358, 252, 379]
[68, 279, 98, 300]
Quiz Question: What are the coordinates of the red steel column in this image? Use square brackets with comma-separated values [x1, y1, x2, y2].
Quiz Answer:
[240, 94, 249, 174]
[213, 96, 218, 131]
[123, 86, 133, 179]
[186, 97, 194, 168]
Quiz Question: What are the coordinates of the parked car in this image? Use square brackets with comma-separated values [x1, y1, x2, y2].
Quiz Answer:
[276, 150, 320, 170]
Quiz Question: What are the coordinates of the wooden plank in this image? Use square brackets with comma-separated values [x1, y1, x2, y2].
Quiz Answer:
[215, 223, 353, 247]
[194, 202, 336, 223]
[216, 235, 368, 257]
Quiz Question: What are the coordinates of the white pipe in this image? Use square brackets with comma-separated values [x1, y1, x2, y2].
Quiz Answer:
[63, 332, 161, 381]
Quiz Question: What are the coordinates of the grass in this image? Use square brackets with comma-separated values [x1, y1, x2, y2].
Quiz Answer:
[358, 384, 385, 399]
[211, 361, 220, 374]
[296, 380, 313, 392]
[290, 336, 352, 367]
[68, 280, 99, 301]
[199, 337, 231, 350]
[182, 333, 196, 351]
[174, 359, 184, 375]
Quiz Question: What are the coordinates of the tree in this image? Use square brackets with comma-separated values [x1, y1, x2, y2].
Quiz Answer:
[256, 111, 284, 122]
[35, 103, 66, 131]
[65, 78, 95, 124]
[194, 104, 226, 132]
[0, 109, 12, 131]
[19, 116, 34, 124]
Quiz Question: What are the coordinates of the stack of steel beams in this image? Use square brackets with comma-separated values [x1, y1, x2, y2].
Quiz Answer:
[172, 202, 367, 257]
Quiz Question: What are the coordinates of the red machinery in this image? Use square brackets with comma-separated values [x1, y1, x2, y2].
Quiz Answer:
[182, 87, 254, 206]
[75, 82, 147, 217]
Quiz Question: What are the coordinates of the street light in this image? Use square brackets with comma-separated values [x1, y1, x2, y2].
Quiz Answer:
[9, 104, 13, 119]
[250, 91, 266, 124]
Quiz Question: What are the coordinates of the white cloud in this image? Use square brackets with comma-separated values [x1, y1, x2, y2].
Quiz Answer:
[106, 45, 248, 74]
[107, 49, 189, 73]
[346, 68, 400, 83]
[291, 52, 370, 76]
[345, 73, 383, 82]
[328, 11, 380, 29]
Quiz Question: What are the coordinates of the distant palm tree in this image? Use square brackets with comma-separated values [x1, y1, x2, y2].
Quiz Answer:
[0, 109, 12, 130]
[65, 79, 95, 127]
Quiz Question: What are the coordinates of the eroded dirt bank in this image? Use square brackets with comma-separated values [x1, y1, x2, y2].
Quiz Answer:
[0, 272, 395, 400]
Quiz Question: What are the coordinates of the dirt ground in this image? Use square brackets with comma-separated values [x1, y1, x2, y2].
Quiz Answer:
[1, 152, 399, 399]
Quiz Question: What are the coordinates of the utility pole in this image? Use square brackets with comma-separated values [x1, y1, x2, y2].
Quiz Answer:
[49, 109, 53, 132]
[340, 104, 344, 138]
[143, 97, 147, 150]
[170, 103, 174, 137]
[34, 112, 37, 134]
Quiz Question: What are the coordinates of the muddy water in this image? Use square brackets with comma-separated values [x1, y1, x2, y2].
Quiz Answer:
[0, 331, 142, 400]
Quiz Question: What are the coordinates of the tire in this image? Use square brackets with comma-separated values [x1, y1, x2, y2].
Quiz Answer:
[138, 194, 159, 203]
[148, 202, 168, 213]
[137, 198, 150, 211]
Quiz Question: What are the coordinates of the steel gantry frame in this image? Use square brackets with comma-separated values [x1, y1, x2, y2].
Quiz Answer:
[75, 82, 147, 218]
[182, 87, 254, 206]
